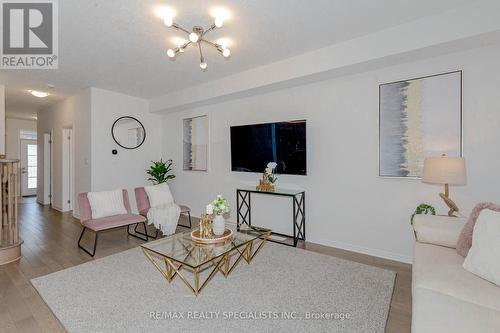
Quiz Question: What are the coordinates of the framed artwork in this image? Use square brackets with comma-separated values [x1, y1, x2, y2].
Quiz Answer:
[183, 115, 208, 171]
[379, 70, 462, 178]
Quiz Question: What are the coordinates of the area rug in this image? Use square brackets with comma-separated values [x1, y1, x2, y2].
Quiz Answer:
[31, 243, 395, 333]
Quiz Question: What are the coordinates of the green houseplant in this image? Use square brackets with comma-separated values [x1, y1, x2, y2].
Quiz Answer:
[411, 203, 436, 224]
[146, 159, 176, 184]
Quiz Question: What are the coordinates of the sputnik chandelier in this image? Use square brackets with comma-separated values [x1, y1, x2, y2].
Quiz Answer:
[161, 8, 231, 71]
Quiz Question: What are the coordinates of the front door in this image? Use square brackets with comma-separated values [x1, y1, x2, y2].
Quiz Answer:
[20, 139, 37, 196]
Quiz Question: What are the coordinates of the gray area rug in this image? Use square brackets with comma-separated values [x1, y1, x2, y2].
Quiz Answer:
[31, 243, 395, 333]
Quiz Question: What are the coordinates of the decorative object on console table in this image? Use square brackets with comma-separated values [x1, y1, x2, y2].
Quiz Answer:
[237, 187, 305, 247]
[0, 159, 23, 265]
[379, 70, 462, 178]
[256, 162, 278, 192]
[146, 159, 176, 184]
[422, 154, 466, 217]
[211, 195, 230, 236]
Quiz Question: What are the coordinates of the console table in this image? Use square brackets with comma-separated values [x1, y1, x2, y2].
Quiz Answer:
[236, 187, 305, 247]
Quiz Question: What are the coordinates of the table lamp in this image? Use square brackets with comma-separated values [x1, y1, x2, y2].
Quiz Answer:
[422, 154, 466, 217]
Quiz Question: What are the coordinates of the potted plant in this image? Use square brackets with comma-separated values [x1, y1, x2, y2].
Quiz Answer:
[411, 203, 436, 224]
[207, 195, 230, 235]
[146, 159, 176, 184]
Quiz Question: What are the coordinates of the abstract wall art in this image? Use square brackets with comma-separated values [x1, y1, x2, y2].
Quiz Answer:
[379, 71, 462, 178]
[183, 115, 208, 171]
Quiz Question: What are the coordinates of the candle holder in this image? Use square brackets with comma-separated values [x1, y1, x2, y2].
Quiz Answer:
[198, 213, 214, 238]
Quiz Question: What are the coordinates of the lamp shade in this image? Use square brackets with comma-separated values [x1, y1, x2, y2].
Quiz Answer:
[422, 156, 466, 185]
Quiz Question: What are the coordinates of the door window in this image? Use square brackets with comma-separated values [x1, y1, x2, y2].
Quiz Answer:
[27, 144, 37, 189]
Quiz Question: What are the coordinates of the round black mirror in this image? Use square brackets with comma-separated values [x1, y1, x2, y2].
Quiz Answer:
[111, 116, 146, 149]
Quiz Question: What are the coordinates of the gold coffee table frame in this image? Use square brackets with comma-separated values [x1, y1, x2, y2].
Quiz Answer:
[141, 225, 271, 296]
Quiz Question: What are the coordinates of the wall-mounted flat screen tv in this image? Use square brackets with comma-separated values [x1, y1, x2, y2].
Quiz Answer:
[230, 120, 306, 175]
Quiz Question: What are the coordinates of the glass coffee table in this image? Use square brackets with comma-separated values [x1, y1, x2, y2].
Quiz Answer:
[141, 225, 271, 296]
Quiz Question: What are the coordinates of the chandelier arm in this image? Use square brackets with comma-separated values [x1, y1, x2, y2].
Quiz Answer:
[180, 41, 192, 50]
[200, 39, 218, 48]
[201, 39, 223, 54]
[201, 24, 216, 37]
[171, 23, 191, 35]
[198, 42, 204, 62]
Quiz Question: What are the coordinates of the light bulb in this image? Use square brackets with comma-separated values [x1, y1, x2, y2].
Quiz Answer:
[163, 16, 173, 27]
[200, 62, 207, 70]
[214, 17, 224, 28]
[222, 48, 231, 58]
[29, 90, 49, 98]
[189, 32, 199, 43]
[167, 49, 176, 58]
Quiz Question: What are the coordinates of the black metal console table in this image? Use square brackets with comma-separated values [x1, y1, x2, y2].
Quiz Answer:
[236, 187, 305, 247]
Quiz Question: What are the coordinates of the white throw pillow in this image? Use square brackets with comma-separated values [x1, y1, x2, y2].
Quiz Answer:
[87, 189, 128, 219]
[463, 209, 500, 286]
[144, 183, 174, 208]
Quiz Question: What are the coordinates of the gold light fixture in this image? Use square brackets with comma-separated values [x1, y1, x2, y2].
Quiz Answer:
[159, 7, 231, 71]
[422, 154, 466, 217]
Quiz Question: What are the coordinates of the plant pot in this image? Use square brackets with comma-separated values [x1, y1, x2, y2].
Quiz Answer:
[212, 215, 225, 236]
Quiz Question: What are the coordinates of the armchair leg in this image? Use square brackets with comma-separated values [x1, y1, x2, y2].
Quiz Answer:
[134, 222, 159, 239]
[127, 222, 148, 241]
[178, 211, 193, 229]
[78, 227, 98, 257]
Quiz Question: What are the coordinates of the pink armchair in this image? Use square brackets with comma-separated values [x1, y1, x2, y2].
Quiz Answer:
[77, 189, 148, 257]
[134, 187, 192, 239]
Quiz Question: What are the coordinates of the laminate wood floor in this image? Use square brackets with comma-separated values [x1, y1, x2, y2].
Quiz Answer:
[0, 199, 411, 333]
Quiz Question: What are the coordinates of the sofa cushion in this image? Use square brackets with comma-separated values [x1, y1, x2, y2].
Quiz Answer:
[463, 209, 500, 286]
[87, 189, 127, 219]
[412, 286, 500, 333]
[456, 202, 500, 257]
[82, 214, 146, 231]
[413, 242, 500, 312]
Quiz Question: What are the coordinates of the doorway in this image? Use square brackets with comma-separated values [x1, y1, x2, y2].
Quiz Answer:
[20, 139, 37, 197]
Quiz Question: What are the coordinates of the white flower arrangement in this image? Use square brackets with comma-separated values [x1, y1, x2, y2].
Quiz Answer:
[265, 162, 278, 184]
[208, 194, 230, 216]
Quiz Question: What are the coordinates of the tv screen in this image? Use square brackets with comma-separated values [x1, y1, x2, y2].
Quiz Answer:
[230, 120, 306, 175]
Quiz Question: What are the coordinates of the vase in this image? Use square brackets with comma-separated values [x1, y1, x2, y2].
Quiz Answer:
[212, 215, 225, 236]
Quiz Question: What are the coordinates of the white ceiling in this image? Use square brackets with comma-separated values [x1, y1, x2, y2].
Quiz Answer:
[1, 0, 475, 118]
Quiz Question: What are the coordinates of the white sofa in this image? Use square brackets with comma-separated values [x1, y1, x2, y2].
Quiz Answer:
[412, 215, 500, 333]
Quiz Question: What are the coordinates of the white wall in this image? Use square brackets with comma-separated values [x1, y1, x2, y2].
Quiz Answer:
[5, 118, 37, 160]
[37, 87, 162, 216]
[37, 89, 92, 215]
[90, 88, 163, 212]
[161, 43, 500, 263]
[0, 85, 5, 156]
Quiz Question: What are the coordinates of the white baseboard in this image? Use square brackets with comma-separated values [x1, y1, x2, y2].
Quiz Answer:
[51, 205, 64, 212]
[307, 236, 413, 264]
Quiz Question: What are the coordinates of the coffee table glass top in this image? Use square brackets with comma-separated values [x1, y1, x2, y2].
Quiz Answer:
[140, 224, 271, 269]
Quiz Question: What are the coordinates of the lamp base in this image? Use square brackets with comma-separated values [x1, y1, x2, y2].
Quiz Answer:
[439, 184, 459, 217]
